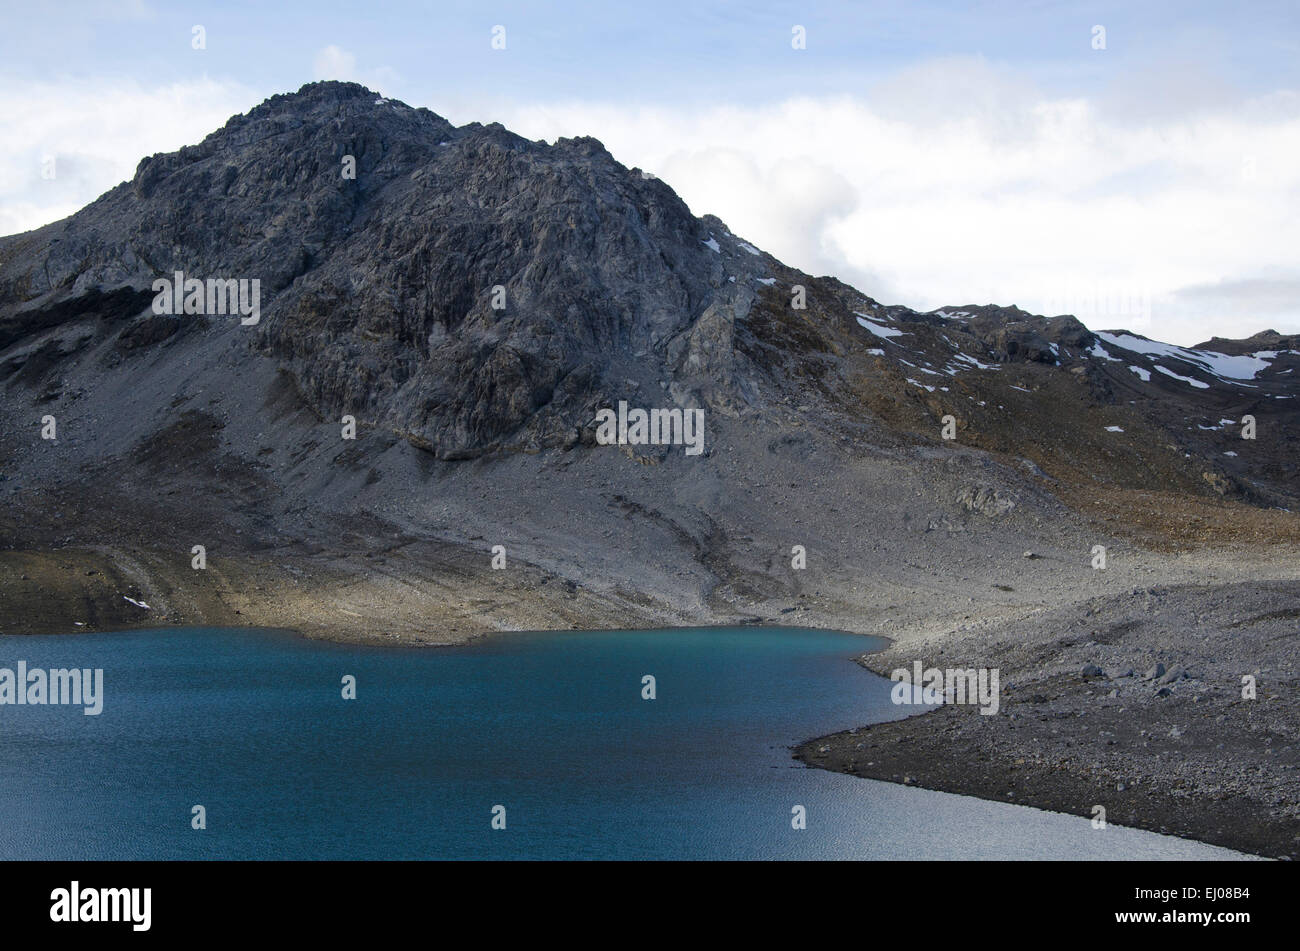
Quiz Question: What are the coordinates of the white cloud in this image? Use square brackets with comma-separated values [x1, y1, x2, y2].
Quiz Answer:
[313, 45, 358, 82]
[483, 59, 1300, 345]
[309, 46, 400, 96]
[0, 77, 261, 237]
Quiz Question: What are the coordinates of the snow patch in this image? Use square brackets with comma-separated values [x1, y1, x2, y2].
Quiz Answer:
[855, 313, 907, 339]
[1097, 332, 1277, 383]
[1152, 364, 1210, 389]
[952, 352, 999, 371]
[1128, 366, 1151, 381]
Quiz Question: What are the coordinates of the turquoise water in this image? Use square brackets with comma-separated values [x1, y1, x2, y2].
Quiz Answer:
[0, 626, 1247, 859]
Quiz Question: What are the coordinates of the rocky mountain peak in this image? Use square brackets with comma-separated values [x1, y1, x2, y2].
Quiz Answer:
[1, 84, 1297, 505]
[4, 83, 781, 457]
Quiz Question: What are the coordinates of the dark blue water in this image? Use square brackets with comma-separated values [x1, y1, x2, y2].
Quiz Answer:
[0, 627, 1246, 859]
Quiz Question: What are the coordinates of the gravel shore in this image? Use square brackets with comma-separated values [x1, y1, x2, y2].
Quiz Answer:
[796, 575, 1300, 859]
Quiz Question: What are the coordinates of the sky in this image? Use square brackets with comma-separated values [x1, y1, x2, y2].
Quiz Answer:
[2, 0, 1298, 345]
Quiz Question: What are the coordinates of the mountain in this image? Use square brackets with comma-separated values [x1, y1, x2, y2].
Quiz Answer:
[4, 80, 1300, 857]
[2, 78, 1299, 641]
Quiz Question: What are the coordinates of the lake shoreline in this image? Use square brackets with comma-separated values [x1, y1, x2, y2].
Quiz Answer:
[0, 621, 1249, 860]
[0, 545, 908, 649]
[6, 544, 1298, 860]
[795, 708, 1280, 860]
[795, 579, 1300, 861]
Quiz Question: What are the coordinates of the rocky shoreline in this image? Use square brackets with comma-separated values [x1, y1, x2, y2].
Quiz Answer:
[796, 578, 1300, 860]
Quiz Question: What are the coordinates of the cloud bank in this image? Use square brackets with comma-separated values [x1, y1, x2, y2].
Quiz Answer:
[487, 59, 1300, 344]
[0, 77, 260, 239]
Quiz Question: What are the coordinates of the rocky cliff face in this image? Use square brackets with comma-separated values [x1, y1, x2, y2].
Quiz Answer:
[0, 82, 778, 459]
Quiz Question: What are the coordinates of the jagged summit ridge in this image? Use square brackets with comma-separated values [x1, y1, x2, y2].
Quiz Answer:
[2, 82, 776, 457]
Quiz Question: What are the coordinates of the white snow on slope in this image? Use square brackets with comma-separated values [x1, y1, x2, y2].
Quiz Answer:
[1104, 426, 1124, 433]
[123, 596, 151, 609]
[1152, 364, 1210, 388]
[703, 237, 720, 253]
[855, 313, 907, 339]
[951, 352, 999, 371]
[1096, 332, 1278, 382]
[737, 241, 761, 256]
[1128, 366, 1151, 381]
